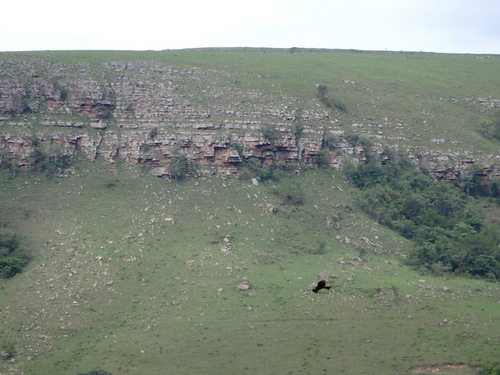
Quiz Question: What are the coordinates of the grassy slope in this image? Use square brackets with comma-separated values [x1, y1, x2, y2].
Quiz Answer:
[2, 49, 499, 158]
[1, 158, 499, 375]
[0, 49, 499, 374]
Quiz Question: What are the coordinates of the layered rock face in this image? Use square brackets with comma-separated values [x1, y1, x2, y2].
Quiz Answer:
[0, 57, 498, 181]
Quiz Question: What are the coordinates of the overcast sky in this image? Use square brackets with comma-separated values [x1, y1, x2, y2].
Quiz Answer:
[2, 0, 499, 54]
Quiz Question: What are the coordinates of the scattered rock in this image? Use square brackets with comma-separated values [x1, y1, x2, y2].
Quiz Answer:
[237, 283, 250, 291]
[408, 363, 481, 373]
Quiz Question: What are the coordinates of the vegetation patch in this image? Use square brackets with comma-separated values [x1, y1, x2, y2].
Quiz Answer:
[0, 223, 30, 278]
[481, 109, 500, 141]
[316, 84, 347, 112]
[345, 153, 500, 280]
[30, 138, 72, 176]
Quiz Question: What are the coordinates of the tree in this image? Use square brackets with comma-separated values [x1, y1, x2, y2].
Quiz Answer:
[346, 154, 500, 280]
[316, 149, 331, 168]
[482, 361, 500, 375]
[257, 165, 276, 181]
[0, 257, 25, 278]
[470, 255, 500, 278]
[170, 154, 189, 180]
[0, 226, 30, 279]
[402, 196, 423, 220]
[292, 123, 304, 146]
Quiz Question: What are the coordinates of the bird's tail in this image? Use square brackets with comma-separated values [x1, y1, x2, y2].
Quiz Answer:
[325, 286, 331, 290]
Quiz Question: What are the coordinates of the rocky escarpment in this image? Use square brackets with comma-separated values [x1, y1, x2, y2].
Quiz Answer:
[0, 57, 499, 181]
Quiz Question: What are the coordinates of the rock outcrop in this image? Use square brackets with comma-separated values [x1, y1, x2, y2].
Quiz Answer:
[1, 57, 499, 182]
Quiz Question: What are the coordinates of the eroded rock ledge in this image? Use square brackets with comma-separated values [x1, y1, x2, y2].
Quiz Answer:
[0, 58, 499, 181]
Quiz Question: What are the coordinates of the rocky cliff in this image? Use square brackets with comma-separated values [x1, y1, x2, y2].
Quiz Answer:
[1, 54, 499, 181]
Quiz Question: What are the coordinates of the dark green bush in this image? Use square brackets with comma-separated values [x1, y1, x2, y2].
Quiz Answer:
[0, 341, 16, 360]
[257, 165, 276, 181]
[261, 124, 281, 144]
[170, 154, 189, 180]
[0, 226, 30, 278]
[0, 257, 26, 278]
[482, 362, 500, 375]
[323, 134, 339, 150]
[238, 157, 262, 179]
[316, 84, 346, 112]
[316, 149, 331, 168]
[292, 123, 305, 141]
[30, 142, 71, 175]
[149, 127, 159, 139]
[273, 181, 304, 206]
[346, 154, 500, 280]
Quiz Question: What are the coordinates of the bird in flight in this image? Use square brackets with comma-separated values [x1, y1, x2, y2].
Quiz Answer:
[312, 280, 331, 293]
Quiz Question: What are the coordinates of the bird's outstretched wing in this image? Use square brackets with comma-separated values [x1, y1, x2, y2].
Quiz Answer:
[312, 280, 331, 293]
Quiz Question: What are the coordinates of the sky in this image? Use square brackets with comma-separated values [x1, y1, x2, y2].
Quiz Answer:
[1, 0, 500, 54]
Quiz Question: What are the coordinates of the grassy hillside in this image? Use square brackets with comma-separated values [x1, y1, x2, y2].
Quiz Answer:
[1, 157, 499, 374]
[1, 49, 499, 374]
[2, 48, 500, 160]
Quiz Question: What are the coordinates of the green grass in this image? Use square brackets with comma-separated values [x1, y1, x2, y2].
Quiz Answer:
[2, 48, 499, 159]
[0, 158, 499, 374]
[0, 48, 499, 374]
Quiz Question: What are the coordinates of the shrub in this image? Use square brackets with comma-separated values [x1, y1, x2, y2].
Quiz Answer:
[482, 109, 500, 141]
[0, 257, 26, 278]
[170, 154, 189, 180]
[0, 226, 30, 279]
[0, 151, 20, 175]
[470, 255, 500, 279]
[261, 124, 281, 144]
[323, 134, 339, 150]
[238, 157, 262, 179]
[292, 123, 305, 145]
[0, 228, 19, 253]
[316, 84, 346, 112]
[30, 142, 71, 175]
[317, 85, 328, 104]
[59, 87, 69, 102]
[316, 149, 331, 168]
[149, 127, 159, 139]
[482, 362, 500, 375]
[273, 181, 304, 205]
[257, 165, 276, 181]
[0, 341, 16, 360]
[345, 134, 372, 149]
